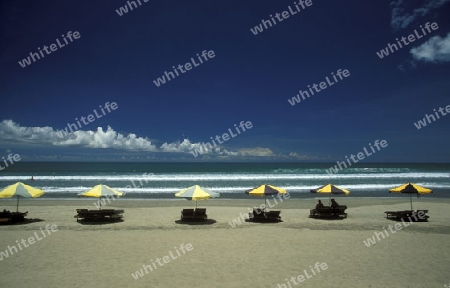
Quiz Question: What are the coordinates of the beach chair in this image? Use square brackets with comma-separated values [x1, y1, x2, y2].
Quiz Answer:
[0, 209, 12, 224]
[309, 206, 333, 218]
[194, 208, 207, 220]
[332, 205, 348, 218]
[11, 211, 28, 222]
[384, 210, 429, 221]
[75, 209, 124, 222]
[249, 208, 266, 222]
[265, 210, 281, 221]
[74, 209, 89, 222]
[181, 209, 195, 221]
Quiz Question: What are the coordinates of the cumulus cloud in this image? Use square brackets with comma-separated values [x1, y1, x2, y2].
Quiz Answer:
[56, 126, 158, 151]
[410, 32, 450, 62]
[0, 120, 61, 143]
[390, 0, 450, 30]
[0, 120, 280, 158]
[235, 147, 275, 157]
[0, 120, 158, 151]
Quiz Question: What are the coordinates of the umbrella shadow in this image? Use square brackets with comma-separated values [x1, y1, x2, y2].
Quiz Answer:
[77, 219, 124, 225]
[309, 216, 346, 221]
[244, 219, 284, 224]
[174, 219, 217, 225]
[0, 218, 45, 225]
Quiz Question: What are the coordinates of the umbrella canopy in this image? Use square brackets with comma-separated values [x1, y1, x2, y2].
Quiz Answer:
[174, 185, 220, 208]
[77, 184, 124, 209]
[245, 184, 287, 207]
[310, 184, 350, 195]
[0, 182, 45, 212]
[310, 184, 350, 206]
[389, 183, 432, 210]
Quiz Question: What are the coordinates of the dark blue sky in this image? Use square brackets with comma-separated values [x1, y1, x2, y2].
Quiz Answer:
[1, 0, 449, 162]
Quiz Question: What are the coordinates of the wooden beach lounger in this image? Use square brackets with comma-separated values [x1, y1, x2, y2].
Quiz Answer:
[309, 206, 347, 219]
[180, 208, 195, 220]
[75, 209, 124, 222]
[265, 210, 281, 221]
[248, 208, 282, 222]
[0, 210, 28, 224]
[384, 210, 429, 221]
[194, 208, 207, 220]
[248, 208, 266, 222]
[180, 208, 208, 221]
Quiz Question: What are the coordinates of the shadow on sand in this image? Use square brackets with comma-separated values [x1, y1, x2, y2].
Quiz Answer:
[174, 219, 217, 225]
[0, 218, 45, 226]
[77, 219, 125, 225]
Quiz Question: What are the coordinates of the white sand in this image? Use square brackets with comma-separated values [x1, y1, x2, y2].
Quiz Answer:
[1, 198, 449, 288]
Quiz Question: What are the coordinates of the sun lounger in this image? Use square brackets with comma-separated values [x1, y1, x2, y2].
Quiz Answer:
[0, 210, 11, 224]
[180, 208, 208, 221]
[384, 210, 429, 221]
[265, 210, 281, 221]
[310, 206, 347, 219]
[194, 208, 207, 220]
[0, 210, 28, 224]
[248, 208, 266, 222]
[75, 209, 124, 222]
[332, 205, 347, 218]
[248, 208, 282, 222]
[181, 208, 195, 220]
[11, 211, 27, 222]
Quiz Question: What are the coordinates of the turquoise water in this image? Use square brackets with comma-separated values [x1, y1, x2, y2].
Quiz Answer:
[0, 162, 449, 199]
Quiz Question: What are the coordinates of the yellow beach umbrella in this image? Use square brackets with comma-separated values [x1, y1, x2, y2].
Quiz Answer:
[0, 182, 45, 212]
[389, 183, 432, 210]
[310, 184, 350, 195]
[175, 185, 220, 208]
[310, 184, 350, 205]
[245, 184, 286, 207]
[77, 184, 124, 210]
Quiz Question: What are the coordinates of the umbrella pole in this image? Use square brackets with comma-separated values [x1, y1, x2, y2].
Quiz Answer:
[16, 195, 19, 212]
[410, 194, 413, 211]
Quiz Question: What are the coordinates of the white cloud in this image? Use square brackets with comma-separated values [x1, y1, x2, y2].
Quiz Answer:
[390, 0, 450, 30]
[57, 126, 158, 151]
[410, 32, 450, 62]
[0, 120, 60, 143]
[0, 120, 280, 158]
[159, 139, 203, 153]
[235, 147, 275, 157]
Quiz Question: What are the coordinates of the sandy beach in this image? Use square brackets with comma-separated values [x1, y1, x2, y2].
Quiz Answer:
[1, 197, 449, 288]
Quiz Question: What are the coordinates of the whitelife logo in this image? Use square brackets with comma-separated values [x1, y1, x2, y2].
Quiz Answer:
[131, 243, 193, 280]
[56, 101, 118, 138]
[325, 140, 388, 175]
[0, 153, 21, 171]
[153, 50, 215, 87]
[288, 69, 350, 106]
[250, 0, 313, 35]
[190, 121, 253, 157]
[376, 22, 439, 59]
[413, 104, 450, 130]
[115, 0, 149, 16]
[18, 31, 81, 68]
[0, 225, 58, 262]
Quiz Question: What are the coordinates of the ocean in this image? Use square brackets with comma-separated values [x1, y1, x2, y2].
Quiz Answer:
[0, 162, 449, 199]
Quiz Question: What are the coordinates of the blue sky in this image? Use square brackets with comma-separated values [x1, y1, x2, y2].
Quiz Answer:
[0, 0, 449, 162]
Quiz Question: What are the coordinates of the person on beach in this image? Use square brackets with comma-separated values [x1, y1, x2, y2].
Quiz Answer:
[316, 200, 324, 209]
[330, 198, 339, 209]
